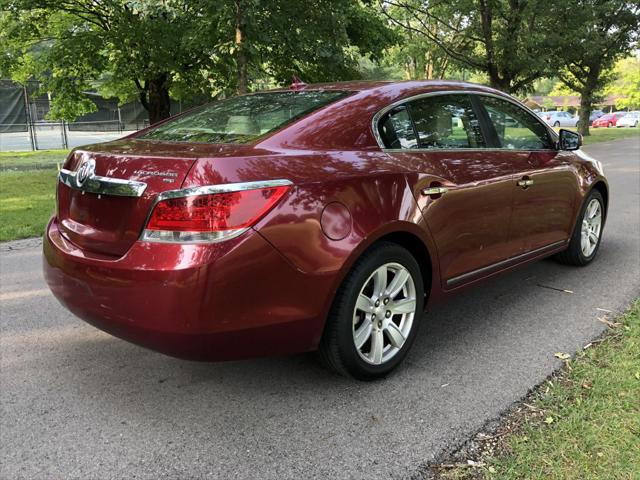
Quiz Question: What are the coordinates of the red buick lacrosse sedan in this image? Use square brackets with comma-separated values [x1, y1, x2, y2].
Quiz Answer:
[44, 81, 608, 379]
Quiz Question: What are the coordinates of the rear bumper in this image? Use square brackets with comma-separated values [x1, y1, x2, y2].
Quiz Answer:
[43, 218, 335, 360]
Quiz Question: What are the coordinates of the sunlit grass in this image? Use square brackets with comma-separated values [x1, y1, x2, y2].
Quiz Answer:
[0, 169, 57, 241]
[0, 149, 69, 169]
[555, 126, 640, 144]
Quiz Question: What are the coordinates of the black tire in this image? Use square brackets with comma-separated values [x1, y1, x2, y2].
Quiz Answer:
[555, 190, 605, 266]
[318, 242, 424, 380]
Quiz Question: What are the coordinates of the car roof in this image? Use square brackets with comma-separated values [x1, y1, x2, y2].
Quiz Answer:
[262, 79, 507, 96]
[258, 80, 524, 151]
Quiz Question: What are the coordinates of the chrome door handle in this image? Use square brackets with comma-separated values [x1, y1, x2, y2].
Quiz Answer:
[517, 179, 534, 188]
[421, 186, 448, 196]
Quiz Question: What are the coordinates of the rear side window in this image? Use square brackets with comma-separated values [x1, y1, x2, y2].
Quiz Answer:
[140, 91, 349, 144]
[480, 96, 554, 150]
[378, 106, 418, 149]
[408, 94, 486, 149]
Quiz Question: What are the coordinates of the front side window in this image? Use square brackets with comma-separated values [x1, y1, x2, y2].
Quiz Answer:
[480, 96, 554, 150]
[409, 94, 486, 149]
[140, 91, 349, 144]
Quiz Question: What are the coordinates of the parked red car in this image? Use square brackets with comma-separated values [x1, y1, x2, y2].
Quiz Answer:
[44, 81, 608, 379]
[591, 111, 627, 128]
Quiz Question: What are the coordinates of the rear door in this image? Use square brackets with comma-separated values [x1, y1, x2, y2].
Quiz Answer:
[377, 93, 517, 288]
[476, 95, 578, 256]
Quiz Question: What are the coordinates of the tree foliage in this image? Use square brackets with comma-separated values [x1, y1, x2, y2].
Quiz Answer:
[380, 0, 554, 93]
[607, 56, 640, 110]
[547, 0, 639, 134]
[0, 0, 394, 123]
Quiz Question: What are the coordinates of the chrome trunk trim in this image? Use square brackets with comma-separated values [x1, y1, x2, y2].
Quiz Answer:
[59, 164, 147, 198]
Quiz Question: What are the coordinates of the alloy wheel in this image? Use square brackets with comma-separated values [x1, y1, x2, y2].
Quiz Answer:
[352, 262, 416, 365]
[580, 198, 602, 257]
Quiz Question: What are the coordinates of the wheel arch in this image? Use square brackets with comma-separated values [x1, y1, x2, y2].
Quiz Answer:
[372, 231, 433, 303]
[326, 223, 438, 316]
[591, 180, 608, 216]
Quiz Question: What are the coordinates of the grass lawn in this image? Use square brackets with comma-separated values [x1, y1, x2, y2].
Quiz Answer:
[556, 126, 640, 145]
[437, 301, 640, 480]
[0, 168, 57, 241]
[0, 149, 69, 170]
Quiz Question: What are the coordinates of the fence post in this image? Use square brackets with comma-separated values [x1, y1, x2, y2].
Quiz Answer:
[60, 120, 69, 149]
[23, 85, 36, 151]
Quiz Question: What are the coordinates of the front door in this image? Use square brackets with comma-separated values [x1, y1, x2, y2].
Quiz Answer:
[477, 95, 578, 255]
[377, 93, 517, 288]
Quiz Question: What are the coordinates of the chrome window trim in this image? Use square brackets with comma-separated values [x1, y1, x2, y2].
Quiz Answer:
[371, 90, 559, 153]
[59, 168, 147, 197]
[140, 179, 293, 243]
[380, 147, 560, 154]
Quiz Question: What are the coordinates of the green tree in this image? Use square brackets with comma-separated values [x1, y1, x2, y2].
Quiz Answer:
[380, 0, 553, 93]
[381, 1, 457, 80]
[0, 0, 393, 124]
[229, 0, 395, 94]
[548, 1, 639, 135]
[607, 56, 640, 110]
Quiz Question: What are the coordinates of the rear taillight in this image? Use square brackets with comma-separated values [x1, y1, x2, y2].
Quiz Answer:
[142, 180, 291, 243]
[545, 115, 551, 120]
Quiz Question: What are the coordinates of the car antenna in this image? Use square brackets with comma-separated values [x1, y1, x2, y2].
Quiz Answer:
[290, 75, 307, 91]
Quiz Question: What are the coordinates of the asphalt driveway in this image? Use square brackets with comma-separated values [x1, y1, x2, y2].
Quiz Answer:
[1, 137, 638, 479]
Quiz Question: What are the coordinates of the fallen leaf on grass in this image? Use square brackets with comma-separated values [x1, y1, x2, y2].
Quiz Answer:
[439, 461, 486, 469]
[544, 416, 554, 424]
[598, 317, 621, 328]
[554, 352, 571, 360]
[523, 402, 542, 411]
[582, 381, 592, 389]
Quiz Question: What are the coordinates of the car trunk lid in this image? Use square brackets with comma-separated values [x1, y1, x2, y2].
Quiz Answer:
[57, 140, 204, 257]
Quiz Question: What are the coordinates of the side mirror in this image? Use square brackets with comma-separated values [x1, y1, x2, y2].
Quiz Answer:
[558, 129, 582, 151]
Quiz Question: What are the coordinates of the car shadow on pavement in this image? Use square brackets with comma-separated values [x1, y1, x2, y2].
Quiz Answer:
[43, 254, 607, 409]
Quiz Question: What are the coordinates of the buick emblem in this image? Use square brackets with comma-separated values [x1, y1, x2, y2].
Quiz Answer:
[76, 159, 96, 186]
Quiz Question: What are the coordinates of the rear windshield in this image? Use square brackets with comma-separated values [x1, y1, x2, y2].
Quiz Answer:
[139, 91, 350, 144]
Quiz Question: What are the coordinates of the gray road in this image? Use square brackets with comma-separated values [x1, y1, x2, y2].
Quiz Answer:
[0, 129, 135, 152]
[1, 138, 639, 480]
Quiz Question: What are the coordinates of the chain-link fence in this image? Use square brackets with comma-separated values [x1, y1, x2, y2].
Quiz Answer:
[0, 80, 186, 152]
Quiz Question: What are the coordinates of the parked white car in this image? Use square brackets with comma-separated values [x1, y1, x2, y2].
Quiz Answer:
[538, 111, 579, 127]
[616, 111, 640, 127]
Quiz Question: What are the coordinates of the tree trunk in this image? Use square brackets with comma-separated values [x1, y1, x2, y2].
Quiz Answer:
[489, 73, 513, 94]
[577, 93, 592, 136]
[235, 0, 248, 95]
[577, 69, 600, 136]
[137, 75, 171, 125]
